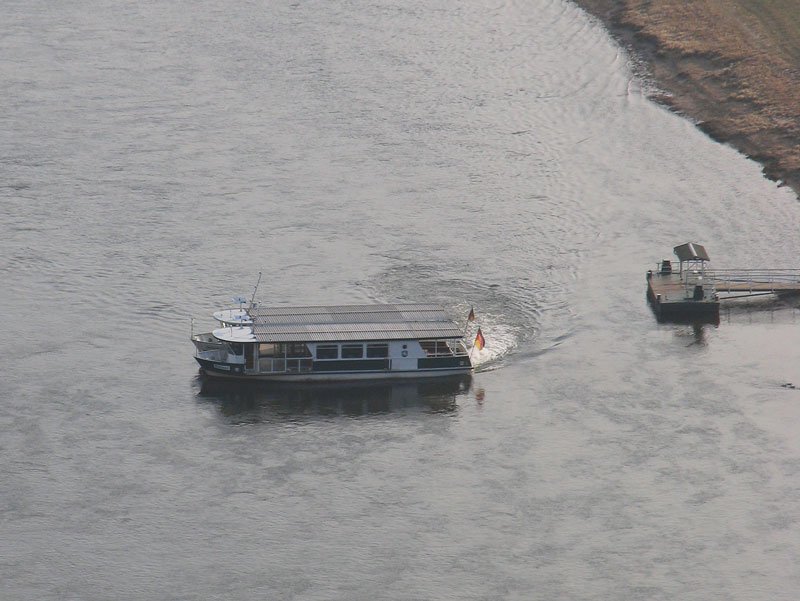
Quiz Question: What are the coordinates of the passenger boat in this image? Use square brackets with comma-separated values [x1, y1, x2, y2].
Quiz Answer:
[191, 302, 474, 381]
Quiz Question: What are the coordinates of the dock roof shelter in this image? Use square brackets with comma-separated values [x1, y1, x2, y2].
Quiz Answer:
[215, 303, 465, 343]
[673, 243, 710, 263]
[673, 242, 710, 274]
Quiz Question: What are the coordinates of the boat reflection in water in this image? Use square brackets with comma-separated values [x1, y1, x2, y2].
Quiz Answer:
[195, 374, 473, 420]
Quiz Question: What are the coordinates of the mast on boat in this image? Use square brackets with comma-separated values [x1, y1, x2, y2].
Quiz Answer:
[249, 271, 262, 309]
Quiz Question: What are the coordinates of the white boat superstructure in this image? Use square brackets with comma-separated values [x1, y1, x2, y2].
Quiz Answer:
[192, 303, 474, 382]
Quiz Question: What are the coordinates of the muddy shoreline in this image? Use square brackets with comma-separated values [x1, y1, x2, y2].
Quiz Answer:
[573, 0, 800, 198]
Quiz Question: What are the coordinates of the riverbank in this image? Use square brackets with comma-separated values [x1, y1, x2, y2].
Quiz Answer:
[574, 0, 800, 197]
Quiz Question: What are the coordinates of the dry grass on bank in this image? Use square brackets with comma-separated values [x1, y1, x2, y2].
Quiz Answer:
[575, 0, 800, 194]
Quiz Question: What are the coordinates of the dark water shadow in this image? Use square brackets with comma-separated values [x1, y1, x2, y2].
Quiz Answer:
[194, 374, 473, 421]
[670, 322, 716, 346]
[720, 296, 800, 324]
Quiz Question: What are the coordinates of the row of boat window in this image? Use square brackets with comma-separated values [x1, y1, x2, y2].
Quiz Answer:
[254, 342, 390, 360]
[246, 341, 460, 360]
[230, 340, 454, 359]
[315, 343, 389, 360]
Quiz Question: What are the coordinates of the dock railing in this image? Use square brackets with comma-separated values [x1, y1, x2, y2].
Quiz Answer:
[707, 269, 800, 294]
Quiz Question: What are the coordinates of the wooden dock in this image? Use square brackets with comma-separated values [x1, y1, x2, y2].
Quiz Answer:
[646, 243, 800, 323]
[647, 272, 719, 323]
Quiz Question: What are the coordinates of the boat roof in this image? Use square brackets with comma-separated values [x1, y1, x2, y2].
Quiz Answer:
[212, 326, 257, 343]
[212, 308, 252, 324]
[673, 242, 710, 263]
[215, 303, 465, 343]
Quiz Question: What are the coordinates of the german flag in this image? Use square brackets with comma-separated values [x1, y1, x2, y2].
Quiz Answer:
[474, 328, 485, 351]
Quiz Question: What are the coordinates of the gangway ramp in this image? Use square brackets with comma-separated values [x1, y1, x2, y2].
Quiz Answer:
[710, 270, 800, 297]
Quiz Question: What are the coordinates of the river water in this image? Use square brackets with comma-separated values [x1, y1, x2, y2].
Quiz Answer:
[3, 0, 800, 599]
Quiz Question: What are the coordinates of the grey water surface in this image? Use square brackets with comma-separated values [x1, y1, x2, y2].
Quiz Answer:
[3, 0, 800, 599]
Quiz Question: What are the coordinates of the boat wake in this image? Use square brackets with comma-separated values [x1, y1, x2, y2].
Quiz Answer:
[467, 319, 518, 371]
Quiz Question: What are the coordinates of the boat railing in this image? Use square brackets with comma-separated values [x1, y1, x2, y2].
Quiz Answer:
[420, 340, 468, 357]
[197, 348, 246, 364]
[448, 341, 469, 356]
[452, 343, 469, 356]
[258, 357, 313, 373]
[192, 333, 226, 353]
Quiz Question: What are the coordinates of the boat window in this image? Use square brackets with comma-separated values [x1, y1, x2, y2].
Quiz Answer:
[341, 344, 363, 359]
[366, 343, 389, 358]
[316, 345, 338, 360]
[287, 343, 312, 358]
[420, 340, 452, 356]
[258, 343, 278, 357]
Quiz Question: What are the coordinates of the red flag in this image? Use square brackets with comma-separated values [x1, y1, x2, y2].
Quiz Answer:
[467, 307, 475, 322]
[474, 328, 485, 351]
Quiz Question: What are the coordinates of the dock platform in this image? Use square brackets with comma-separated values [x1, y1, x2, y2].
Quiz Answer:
[647, 243, 719, 323]
[647, 271, 719, 323]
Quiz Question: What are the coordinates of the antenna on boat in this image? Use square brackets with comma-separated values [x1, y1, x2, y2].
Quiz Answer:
[250, 271, 262, 308]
